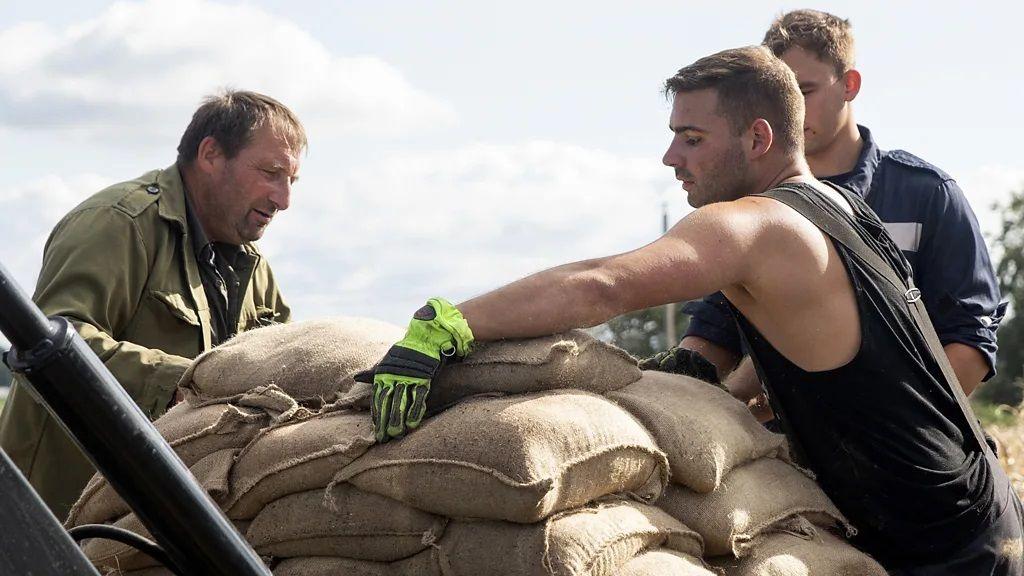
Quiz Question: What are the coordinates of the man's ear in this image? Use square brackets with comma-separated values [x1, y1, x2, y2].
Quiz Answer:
[194, 136, 225, 175]
[749, 118, 774, 159]
[843, 69, 862, 102]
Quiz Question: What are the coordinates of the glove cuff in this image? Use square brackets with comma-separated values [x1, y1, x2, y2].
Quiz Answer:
[425, 297, 474, 357]
[397, 298, 475, 361]
[378, 344, 442, 379]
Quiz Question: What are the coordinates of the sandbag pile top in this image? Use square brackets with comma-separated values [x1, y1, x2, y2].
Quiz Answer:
[69, 318, 886, 576]
[179, 317, 404, 402]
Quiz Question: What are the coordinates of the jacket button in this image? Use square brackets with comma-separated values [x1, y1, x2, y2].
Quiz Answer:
[146, 185, 159, 194]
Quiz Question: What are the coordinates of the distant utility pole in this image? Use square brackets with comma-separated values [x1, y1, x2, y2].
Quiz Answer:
[662, 203, 676, 346]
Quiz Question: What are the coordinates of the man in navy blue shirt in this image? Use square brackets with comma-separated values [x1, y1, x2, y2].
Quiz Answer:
[676, 10, 1005, 415]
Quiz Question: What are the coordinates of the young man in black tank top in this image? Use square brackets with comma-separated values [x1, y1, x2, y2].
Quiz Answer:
[365, 46, 1023, 573]
[679, 9, 1002, 428]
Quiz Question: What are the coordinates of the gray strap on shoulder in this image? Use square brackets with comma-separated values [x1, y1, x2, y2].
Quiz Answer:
[757, 184, 991, 456]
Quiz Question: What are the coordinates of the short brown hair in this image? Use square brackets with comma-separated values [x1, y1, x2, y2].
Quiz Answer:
[177, 89, 307, 166]
[762, 9, 855, 75]
[664, 46, 804, 155]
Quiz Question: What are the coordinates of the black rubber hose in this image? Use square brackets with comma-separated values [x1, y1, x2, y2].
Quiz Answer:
[68, 524, 185, 576]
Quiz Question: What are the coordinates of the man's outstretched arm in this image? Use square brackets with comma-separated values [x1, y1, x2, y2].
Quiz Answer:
[459, 202, 763, 342]
[368, 199, 769, 441]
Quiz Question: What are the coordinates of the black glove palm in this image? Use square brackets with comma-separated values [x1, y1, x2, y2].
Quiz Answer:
[639, 347, 722, 386]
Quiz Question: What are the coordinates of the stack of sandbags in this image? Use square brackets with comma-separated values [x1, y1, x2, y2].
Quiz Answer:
[231, 330, 712, 576]
[70, 321, 883, 575]
[66, 318, 401, 575]
[607, 371, 886, 574]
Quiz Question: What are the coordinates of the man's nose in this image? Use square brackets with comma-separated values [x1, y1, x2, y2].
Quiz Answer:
[662, 142, 682, 168]
[269, 180, 291, 212]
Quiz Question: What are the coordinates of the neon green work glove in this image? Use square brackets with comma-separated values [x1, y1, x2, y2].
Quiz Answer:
[367, 298, 473, 442]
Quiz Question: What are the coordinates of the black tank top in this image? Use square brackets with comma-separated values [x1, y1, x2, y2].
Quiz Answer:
[729, 182, 996, 566]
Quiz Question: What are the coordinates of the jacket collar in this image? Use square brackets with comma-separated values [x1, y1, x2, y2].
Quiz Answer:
[836, 125, 884, 200]
[155, 162, 189, 230]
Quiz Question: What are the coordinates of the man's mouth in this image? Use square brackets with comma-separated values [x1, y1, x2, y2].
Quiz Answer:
[253, 209, 274, 225]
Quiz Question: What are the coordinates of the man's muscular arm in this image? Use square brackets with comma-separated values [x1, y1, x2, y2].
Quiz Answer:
[460, 202, 765, 342]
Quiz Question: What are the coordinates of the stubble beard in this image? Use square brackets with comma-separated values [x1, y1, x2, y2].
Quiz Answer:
[219, 168, 265, 245]
[697, 143, 751, 206]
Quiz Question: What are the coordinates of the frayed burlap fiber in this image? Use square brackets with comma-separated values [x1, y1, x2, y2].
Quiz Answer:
[607, 371, 788, 493]
[656, 457, 853, 556]
[335, 390, 669, 523]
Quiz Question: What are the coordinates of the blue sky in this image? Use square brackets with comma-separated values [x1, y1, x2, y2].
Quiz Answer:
[1, 0, 1022, 336]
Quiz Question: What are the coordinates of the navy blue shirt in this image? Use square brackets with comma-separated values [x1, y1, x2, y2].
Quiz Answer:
[683, 125, 1006, 378]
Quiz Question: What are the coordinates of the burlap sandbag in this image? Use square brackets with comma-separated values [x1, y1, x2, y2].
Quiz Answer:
[432, 500, 703, 576]
[86, 515, 251, 573]
[657, 457, 852, 557]
[247, 484, 445, 561]
[425, 330, 642, 410]
[225, 410, 374, 519]
[272, 557, 390, 576]
[712, 530, 887, 576]
[606, 372, 787, 493]
[336, 391, 669, 523]
[274, 550, 439, 576]
[179, 317, 403, 401]
[67, 403, 266, 527]
[615, 549, 715, 576]
[82, 449, 242, 570]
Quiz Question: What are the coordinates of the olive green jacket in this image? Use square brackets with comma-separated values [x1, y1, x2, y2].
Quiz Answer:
[0, 164, 290, 520]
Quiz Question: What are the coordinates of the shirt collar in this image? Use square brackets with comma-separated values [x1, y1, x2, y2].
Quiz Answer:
[822, 124, 883, 199]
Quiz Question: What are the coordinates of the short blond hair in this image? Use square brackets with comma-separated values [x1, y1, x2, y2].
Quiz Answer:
[762, 9, 855, 76]
[664, 46, 804, 155]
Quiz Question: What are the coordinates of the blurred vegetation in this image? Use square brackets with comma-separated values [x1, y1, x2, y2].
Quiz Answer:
[601, 305, 690, 359]
[973, 400, 1020, 427]
[973, 187, 1024, 408]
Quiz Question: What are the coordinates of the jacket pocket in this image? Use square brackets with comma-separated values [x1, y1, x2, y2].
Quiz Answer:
[149, 290, 201, 327]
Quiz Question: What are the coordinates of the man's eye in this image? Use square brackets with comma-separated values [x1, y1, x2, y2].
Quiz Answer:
[685, 137, 701, 146]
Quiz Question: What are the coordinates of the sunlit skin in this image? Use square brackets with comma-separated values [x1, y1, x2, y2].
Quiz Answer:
[182, 126, 301, 245]
[683, 47, 988, 406]
[458, 89, 863, 377]
[661, 90, 754, 209]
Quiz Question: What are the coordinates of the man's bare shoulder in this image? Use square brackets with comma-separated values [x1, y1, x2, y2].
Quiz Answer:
[683, 195, 804, 241]
[686, 193, 835, 277]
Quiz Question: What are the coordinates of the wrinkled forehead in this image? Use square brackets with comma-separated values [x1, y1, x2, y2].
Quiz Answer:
[245, 126, 302, 170]
[669, 89, 729, 132]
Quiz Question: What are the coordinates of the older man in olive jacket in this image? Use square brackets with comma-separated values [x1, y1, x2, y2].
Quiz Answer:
[0, 90, 304, 520]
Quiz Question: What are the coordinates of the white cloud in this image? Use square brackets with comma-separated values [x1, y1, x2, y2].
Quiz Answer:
[0, 143, 680, 329]
[259, 141, 681, 323]
[0, 0, 454, 141]
[0, 173, 113, 301]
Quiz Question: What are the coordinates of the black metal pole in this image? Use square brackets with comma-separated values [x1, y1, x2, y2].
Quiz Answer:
[0, 262, 270, 576]
[0, 449, 101, 576]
